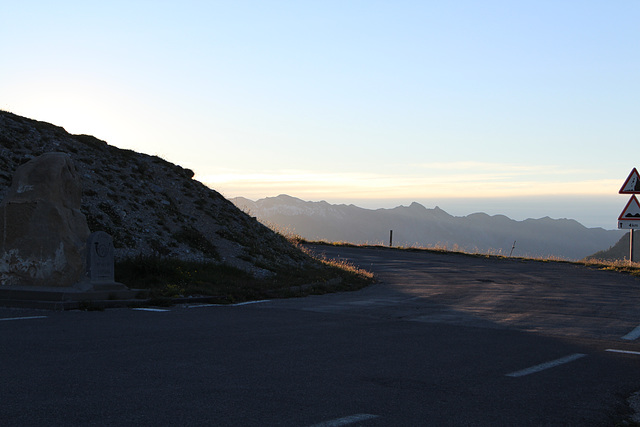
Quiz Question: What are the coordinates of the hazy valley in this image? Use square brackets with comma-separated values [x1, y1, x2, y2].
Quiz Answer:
[232, 195, 624, 261]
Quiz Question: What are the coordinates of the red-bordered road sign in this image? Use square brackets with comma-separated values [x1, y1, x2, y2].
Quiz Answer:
[618, 195, 640, 229]
[619, 168, 640, 194]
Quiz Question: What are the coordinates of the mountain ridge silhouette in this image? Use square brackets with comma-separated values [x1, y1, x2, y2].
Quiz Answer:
[232, 194, 622, 260]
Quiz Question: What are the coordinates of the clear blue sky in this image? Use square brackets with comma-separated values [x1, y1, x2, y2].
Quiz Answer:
[2, 1, 638, 228]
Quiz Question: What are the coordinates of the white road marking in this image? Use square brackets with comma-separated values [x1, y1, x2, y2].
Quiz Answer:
[184, 300, 271, 309]
[232, 299, 271, 306]
[186, 304, 221, 308]
[132, 308, 170, 312]
[307, 413, 379, 427]
[606, 349, 640, 356]
[0, 316, 48, 321]
[506, 353, 587, 377]
[622, 325, 640, 340]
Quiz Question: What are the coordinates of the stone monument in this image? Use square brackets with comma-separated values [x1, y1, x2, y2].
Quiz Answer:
[84, 231, 127, 290]
[0, 153, 90, 287]
[0, 153, 139, 308]
[87, 231, 115, 284]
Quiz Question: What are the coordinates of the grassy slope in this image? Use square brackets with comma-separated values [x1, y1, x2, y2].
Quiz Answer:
[115, 246, 375, 304]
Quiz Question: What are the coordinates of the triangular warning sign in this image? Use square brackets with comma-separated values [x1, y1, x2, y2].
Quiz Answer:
[619, 195, 640, 220]
[619, 168, 640, 193]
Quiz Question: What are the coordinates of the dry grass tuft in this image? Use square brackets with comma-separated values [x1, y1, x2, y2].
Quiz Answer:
[580, 258, 640, 276]
[314, 253, 375, 281]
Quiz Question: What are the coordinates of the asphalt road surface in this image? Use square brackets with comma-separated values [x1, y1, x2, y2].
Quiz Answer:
[2, 245, 640, 426]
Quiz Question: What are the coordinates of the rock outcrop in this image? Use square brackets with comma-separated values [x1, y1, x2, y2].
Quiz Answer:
[0, 152, 90, 287]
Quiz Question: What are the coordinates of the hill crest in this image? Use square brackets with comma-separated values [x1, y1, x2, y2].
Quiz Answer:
[0, 111, 313, 277]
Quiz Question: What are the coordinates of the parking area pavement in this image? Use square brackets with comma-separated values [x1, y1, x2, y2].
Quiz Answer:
[303, 244, 640, 342]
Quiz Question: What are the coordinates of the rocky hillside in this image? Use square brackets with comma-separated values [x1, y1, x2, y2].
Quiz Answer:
[0, 111, 314, 278]
[585, 232, 638, 262]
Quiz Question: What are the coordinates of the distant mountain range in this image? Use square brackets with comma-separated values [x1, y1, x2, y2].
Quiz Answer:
[231, 195, 623, 260]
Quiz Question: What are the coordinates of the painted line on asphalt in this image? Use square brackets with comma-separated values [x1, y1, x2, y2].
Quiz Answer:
[232, 299, 271, 306]
[0, 316, 48, 322]
[184, 300, 271, 309]
[622, 325, 640, 341]
[606, 349, 640, 356]
[307, 413, 379, 427]
[186, 304, 221, 308]
[132, 308, 170, 312]
[506, 353, 587, 377]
